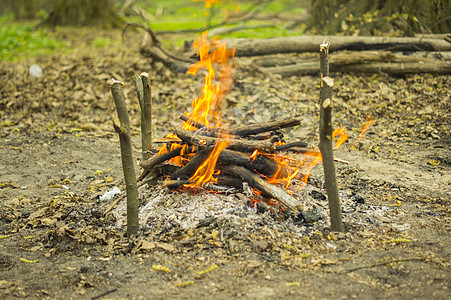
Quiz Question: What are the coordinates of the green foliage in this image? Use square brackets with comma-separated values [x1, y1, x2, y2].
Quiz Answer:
[0, 21, 65, 61]
[91, 36, 117, 48]
[130, 0, 305, 39]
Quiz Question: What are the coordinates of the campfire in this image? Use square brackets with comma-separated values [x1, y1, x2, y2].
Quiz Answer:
[136, 32, 349, 217]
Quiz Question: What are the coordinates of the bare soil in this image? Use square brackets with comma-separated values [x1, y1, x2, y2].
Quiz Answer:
[0, 28, 450, 299]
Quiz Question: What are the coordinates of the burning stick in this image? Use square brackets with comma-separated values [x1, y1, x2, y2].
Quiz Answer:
[180, 114, 303, 138]
[220, 165, 303, 213]
[174, 127, 277, 153]
[138, 145, 197, 181]
[318, 43, 345, 232]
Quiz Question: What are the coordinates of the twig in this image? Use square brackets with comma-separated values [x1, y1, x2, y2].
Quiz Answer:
[318, 43, 344, 232]
[344, 257, 432, 273]
[91, 288, 118, 300]
[103, 194, 126, 216]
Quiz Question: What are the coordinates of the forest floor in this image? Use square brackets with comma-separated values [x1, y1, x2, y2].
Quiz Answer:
[0, 28, 450, 299]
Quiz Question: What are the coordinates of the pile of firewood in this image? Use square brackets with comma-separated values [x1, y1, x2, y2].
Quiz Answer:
[138, 115, 312, 215]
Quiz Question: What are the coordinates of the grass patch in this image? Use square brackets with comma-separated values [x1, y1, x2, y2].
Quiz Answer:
[0, 17, 66, 61]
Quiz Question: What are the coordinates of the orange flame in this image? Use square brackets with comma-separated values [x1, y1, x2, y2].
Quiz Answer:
[183, 32, 234, 130]
[186, 134, 230, 187]
[333, 126, 349, 150]
[193, 0, 222, 8]
[353, 116, 375, 148]
[256, 126, 349, 189]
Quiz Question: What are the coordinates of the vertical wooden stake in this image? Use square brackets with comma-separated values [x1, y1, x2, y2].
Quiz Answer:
[110, 79, 139, 237]
[134, 73, 153, 161]
[318, 43, 345, 232]
[140, 73, 153, 160]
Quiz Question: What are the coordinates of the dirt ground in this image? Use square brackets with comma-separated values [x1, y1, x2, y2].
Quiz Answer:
[0, 28, 450, 299]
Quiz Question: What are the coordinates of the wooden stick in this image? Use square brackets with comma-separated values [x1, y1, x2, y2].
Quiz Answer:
[140, 73, 153, 160]
[218, 149, 285, 178]
[180, 114, 302, 137]
[318, 43, 344, 232]
[220, 165, 303, 213]
[110, 79, 139, 237]
[170, 146, 214, 180]
[227, 117, 302, 136]
[174, 127, 277, 153]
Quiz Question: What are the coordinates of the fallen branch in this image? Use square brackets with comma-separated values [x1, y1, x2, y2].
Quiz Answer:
[222, 35, 451, 57]
[260, 51, 451, 76]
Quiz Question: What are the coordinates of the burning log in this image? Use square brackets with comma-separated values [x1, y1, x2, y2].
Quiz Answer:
[170, 146, 214, 180]
[138, 146, 197, 181]
[218, 149, 286, 178]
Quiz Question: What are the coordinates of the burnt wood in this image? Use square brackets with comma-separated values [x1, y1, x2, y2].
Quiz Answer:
[218, 149, 287, 178]
[170, 146, 214, 180]
[220, 165, 303, 213]
[174, 127, 277, 153]
[227, 117, 302, 136]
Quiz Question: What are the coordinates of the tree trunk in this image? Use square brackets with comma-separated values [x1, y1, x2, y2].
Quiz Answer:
[43, 0, 123, 28]
[12, 0, 38, 20]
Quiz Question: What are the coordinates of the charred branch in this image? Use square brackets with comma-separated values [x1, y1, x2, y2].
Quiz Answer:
[220, 165, 303, 213]
[170, 146, 214, 181]
[173, 127, 277, 153]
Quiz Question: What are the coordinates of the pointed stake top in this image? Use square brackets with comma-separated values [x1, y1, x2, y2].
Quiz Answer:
[110, 78, 124, 87]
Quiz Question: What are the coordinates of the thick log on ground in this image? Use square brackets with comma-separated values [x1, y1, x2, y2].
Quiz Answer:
[222, 35, 451, 56]
[173, 127, 277, 153]
[220, 165, 303, 213]
[260, 51, 451, 75]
